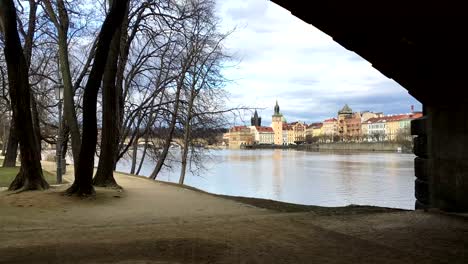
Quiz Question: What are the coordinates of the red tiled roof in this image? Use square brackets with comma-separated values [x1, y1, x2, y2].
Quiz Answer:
[255, 126, 274, 132]
[230, 126, 248, 132]
[365, 114, 414, 124]
[307, 122, 322, 129]
[324, 118, 337, 122]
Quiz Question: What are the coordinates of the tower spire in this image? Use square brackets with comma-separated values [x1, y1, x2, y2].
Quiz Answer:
[251, 109, 261, 126]
[274, 100, 280, 115]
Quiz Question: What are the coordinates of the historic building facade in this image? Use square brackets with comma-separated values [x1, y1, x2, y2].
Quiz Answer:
[337, 104, 362, 140]
[227, 126, 253, 148]
[322, 118, 338, 139]
[271, 101, 285, 145]
[290, 121, 307, 143]
[249, 126, 274, 144]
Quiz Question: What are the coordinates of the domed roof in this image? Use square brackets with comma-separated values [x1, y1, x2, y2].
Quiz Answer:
[281, 116, 287, 123]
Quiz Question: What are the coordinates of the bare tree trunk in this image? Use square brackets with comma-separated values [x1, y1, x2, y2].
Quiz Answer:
[149, 78, 184, 180]
[136, 135, 149, 175]
[67, 0, 128, 196]
[2, 0, 38, 166]
[43, 0, 82, 164]
[0, 0, 49, 191]
[179, 122, 191, 185]
[58, 34, 81, 164]
[1, 124, 7, 155]
[179, 93, 195, 185]
[114, 6, 129, 169]
[2, 120, 18, 167]
[93, 0, 127, 188]
[31, 95, 42, 159]
[24, 0, 42, 160]
[61, 121, 69, 159]
[129, 135, 138, 175]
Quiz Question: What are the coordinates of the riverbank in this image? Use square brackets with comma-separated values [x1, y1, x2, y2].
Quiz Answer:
[1, 163, 467, 263]
[298, 142, 412, 153]
[239, 142, 412, 153]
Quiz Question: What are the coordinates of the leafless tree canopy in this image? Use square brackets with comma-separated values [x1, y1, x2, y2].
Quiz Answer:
[0, 0, 237, 191]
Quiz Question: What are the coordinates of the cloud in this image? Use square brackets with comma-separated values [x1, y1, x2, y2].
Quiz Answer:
[215, 0, 422, 125]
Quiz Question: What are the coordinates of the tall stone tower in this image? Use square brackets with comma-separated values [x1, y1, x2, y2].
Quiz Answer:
[250, 110, 262, 126]
[338, 104, 353, 137]
[272, 100, 284, 145]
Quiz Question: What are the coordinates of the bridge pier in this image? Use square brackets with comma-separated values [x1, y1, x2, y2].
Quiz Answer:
[412, 104, 468, 212]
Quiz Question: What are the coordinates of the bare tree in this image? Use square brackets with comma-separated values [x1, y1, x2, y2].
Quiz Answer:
[2, 0, 39, 166]
[178, 20, 230, 184]
[42, 0, 83, 163]
[0, 0, 49, 190]
[93, 0, 129, 188]
[66, 0, 129, 196]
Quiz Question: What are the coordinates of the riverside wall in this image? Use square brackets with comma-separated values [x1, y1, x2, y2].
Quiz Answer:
[297, 142, 408, 152]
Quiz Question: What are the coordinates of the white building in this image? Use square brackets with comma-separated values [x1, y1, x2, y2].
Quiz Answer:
[249, 126, 274, 144]
[364, 117, 387, 141]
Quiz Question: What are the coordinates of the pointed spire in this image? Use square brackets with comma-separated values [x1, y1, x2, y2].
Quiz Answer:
[251, 109, 261, 126]
[274, 100, 280, 115]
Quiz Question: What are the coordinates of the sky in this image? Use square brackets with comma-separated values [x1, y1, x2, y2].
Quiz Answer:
[215, 0, 422, 126]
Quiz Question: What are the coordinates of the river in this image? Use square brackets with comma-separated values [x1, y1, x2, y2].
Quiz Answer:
[115, 149, 416, 210]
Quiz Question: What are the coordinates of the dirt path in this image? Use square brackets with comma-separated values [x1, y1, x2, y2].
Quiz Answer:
[1, 163, 467, 263]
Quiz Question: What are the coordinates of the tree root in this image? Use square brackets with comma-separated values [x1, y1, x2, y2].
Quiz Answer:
[92, 171, 121, 189]
[65, 183, 96, 198]
[8, 171, 49, 192]
[92, 178, 122, 189]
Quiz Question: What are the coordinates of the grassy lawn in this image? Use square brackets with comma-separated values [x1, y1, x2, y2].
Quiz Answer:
[0, 166, 60, 187]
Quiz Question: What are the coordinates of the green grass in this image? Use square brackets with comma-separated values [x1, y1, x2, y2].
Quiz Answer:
[0, 166, 60, 187]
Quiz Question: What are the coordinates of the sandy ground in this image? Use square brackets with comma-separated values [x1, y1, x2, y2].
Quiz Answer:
[0, 161, 467, 263]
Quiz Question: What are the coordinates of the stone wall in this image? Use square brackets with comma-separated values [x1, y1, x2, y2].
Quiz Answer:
[421, 105, 468, 212]
[298, 142, 407, 152]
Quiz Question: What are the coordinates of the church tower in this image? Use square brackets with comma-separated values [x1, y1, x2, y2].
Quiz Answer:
[272, 100, 284, 145]
[250, 110, 262, 126]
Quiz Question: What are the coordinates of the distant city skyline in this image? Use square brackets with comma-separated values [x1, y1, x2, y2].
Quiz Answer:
[215, 0, 422, 125]
[241, 101, 421, 127]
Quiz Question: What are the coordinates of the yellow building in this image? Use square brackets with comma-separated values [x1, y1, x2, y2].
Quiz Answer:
[386, 116, 402, 141]
[283, 124, 295, 145]
[363, 114, 417, 141]
[227, 126, 253, 148]
[305, 122, 323, 143]
[271, 101, 286, 145]
[312, 123, 323, 138]
[386, 114, 420, 141]
[305, 124, 314, 138]
[290, 121, 307, 143]
[322, 118, 337, 136]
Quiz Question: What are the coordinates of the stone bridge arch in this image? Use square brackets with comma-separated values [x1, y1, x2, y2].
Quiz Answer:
[270, 0, 468, 212]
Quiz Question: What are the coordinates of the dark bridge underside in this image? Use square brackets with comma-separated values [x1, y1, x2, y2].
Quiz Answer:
[271, 0, 468, 212]
[271, 0, 467, 105]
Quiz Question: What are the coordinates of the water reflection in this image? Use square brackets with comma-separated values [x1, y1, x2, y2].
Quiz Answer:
[272, 149, 283, 200]
[116, 149, 415, 210]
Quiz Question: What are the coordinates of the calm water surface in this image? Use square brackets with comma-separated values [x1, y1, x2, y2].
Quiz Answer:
[116, 149, 416, 210]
